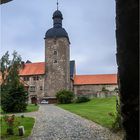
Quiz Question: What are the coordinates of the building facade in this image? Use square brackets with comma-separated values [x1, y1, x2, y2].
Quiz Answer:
[74, 74, 118, 98]
[19, 61, 117, 103]
[19, 61, 76, 103]
[19, 9, 118, 103]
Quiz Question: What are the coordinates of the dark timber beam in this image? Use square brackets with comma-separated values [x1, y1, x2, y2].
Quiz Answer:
[116, 0, 139, 140]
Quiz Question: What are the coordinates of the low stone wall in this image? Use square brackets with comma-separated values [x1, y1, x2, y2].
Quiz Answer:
[74, 84, 118, 98]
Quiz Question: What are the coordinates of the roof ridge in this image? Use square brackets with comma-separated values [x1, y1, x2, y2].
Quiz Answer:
[25, 62, 45, 64]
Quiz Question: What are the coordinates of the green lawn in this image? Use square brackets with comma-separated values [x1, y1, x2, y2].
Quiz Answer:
[58, 96, 117, 128]
[0, 116, 35, 140]
[25, 104, 39, 113]
[0, 104, 39, 114]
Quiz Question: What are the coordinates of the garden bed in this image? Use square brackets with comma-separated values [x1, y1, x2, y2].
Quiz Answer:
[0, 116, 35, 140]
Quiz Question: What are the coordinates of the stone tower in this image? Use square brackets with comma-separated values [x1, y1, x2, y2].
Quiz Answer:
[44, 9, 70, 97]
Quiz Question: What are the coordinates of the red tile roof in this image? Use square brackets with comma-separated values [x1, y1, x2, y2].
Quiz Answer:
[74, 74, 117, 85]
[19, 62, 45, 76]
[19, 62, 117, 85]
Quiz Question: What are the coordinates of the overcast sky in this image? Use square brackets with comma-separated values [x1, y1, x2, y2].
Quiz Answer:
[1, 0, 117, 75]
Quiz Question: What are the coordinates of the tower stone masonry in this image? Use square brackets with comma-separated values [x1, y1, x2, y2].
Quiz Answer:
[44, 10, 70, 97]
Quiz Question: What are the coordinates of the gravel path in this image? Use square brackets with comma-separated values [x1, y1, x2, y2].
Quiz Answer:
[23, 105, 122, 140]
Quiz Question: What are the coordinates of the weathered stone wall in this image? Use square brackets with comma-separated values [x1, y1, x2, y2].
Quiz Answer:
[74, 84, 118, 98]
[45, 37, 70, 97]
[20, 75, 45, 103]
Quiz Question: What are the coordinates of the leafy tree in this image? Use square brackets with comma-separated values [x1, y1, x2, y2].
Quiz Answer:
[0, 51, 10, 85]
[0, 51, 28, 113]
[56, 90, 74, 104]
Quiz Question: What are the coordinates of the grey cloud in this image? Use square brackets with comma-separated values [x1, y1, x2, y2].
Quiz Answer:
[1, 0, 117, 74]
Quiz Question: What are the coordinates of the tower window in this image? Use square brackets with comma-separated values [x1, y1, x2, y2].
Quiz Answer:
[40, 86, 43, 90]
[54, 38, 57, 44]
[54, 50, 57, 55]
[54, 60, 57, 63]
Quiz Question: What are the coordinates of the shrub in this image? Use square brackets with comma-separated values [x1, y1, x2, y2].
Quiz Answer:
[108, 96, 122, 131]
[21, 115, 25, 118]
[3, 115, 15, 135]
[75, 96, 90, 103]
[3, 115, 21, 135]
[56, 90, 74, 104]
[102, 87, 109, 93]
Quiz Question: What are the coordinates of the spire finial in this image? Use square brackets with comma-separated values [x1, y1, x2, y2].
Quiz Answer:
[57, 0, 59, 10]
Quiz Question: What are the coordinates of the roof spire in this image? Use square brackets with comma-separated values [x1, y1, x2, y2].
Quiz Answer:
[57, 0, 59, 10]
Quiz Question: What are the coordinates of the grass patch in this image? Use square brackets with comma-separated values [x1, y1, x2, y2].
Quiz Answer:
[25, 104, 39, 113]
[0, 116, 35, 140]
[57, 96, 117, 128]
[0, 104, 39, 114]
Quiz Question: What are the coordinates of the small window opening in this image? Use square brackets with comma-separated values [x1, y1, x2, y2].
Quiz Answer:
[40, 86, 43, 90]
[24, 77, 29, 81]
[54, 50, 57, 55]
[30, 86, 36, 92]
[54, 60, 57, 63]
[33, 76, 39, 81]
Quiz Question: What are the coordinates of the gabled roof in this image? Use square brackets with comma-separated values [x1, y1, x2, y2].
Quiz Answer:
[74, 74, 117, 85]
[19, 62, 45, 76]
[19, 61, 76, 77]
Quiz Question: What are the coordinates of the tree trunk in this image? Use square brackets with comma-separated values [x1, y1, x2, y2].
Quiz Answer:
[116, 0, 139, 140]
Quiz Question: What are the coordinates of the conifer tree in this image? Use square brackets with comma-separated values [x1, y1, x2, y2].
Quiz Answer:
[1, 51, 28, 112]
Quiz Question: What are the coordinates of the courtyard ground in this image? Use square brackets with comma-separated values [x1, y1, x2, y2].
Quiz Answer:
[58, 96, 117, 128]
[23, 105, 122, 140]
